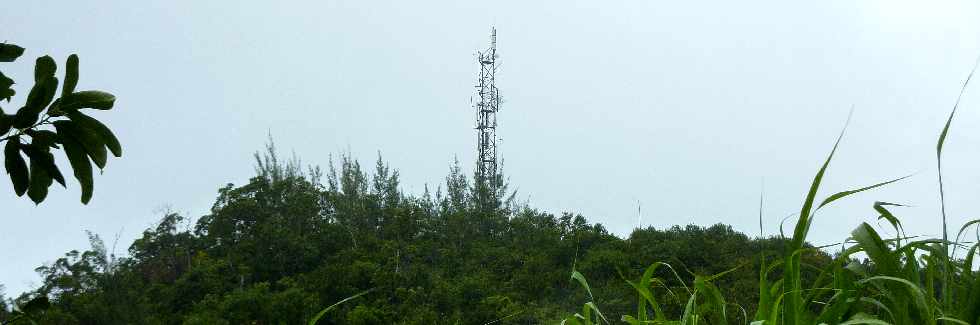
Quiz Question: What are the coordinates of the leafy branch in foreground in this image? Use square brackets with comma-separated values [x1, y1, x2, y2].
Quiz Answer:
[1, 42, 122, 204]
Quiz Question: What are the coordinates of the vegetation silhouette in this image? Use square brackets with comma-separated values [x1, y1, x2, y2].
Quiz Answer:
[1, 42, 122, 205]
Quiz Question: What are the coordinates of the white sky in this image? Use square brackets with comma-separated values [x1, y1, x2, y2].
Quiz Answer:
[2, 0, 980, 297]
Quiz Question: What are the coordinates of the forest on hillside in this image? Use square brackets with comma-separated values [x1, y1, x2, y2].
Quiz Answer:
[0, 143, 831, 324]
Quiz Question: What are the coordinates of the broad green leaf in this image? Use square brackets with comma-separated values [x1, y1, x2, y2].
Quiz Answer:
[4, 139, 29, 196]
[27, 150, 53, 204]
[34, 56, 56, 83]
[63, 54, 79, 96]
[23, 75, 57, 109]
[0, 113, 11, 136]
[55, 122, 94, 204]
[60, 90, 115, 110]
[58, 119, 107, 169]
[26, 130, 60, 149]
[67, 111, 121, 157]
[0, 43, 25, 62]
[15, 75, 59, 128]
[0, 85, 13, 102]
[0, 71, 14, 102]
[23, 144, 65, 187]
[844, 260, 867, 277]
[0, 72, 12, 89]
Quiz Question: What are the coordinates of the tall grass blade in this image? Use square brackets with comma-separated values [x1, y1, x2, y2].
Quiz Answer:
[307, 288, 376, 325]
[816, 175, 911, 211]
[680, 290, 698, 325]
[936, 57, 980, 311]
[936, 317, 971, 325]
[791, 108, 852, 251]
[951, 219, 980, 259]
[786, 109, 852, 325]
[838, 319, 892, 325]
[623, 263, 669, 321]
[755, 184, 772, 322]
[569, 270, 609, 324]
[873, 202, 907, 244]
[571, 270, 596, 301]
[857, 276, 933, 325]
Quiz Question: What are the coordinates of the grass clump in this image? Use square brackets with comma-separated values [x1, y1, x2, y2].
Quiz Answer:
[564, 64, 980, 325]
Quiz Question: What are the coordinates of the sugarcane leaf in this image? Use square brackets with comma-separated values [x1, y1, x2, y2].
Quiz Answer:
[816, 175, 911, 210]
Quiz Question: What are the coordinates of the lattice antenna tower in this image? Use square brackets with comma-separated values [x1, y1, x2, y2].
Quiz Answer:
[474, 28, 500, 208]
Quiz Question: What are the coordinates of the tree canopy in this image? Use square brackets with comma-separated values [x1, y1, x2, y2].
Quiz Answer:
[0, 144, 826, 324]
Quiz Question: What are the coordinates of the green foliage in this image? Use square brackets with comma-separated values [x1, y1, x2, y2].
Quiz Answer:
[0, 43, 122, 204]
[1, 142, 804, 324]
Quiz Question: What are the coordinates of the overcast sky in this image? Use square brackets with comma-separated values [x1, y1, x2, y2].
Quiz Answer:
[2, 0, 980, 297]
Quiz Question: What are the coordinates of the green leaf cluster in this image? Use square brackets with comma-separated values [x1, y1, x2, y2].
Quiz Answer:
[1, 43, 122, 204]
